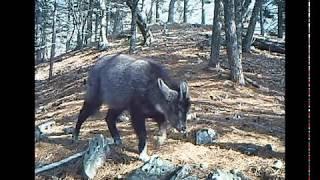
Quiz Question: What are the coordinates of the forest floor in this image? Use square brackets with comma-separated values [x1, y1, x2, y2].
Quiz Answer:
[35, 24, 285, 180]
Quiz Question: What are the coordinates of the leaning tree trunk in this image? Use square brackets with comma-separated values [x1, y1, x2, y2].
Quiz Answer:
[49, 0, 57, 81]
[168, 0, 176, 23]
[99, 0, 109, 50]
[201, 0, 205, 24]
[129, 0, 138, 54]
[209, 0, 223, 68]
[242, 0, 262, 52]
[141, 0, 145, 12]
[241, 0, 251, 29]
[183, 0, 188, 23]
[235, 0, 243, 58]
[126, 0, 153, 46]
[277, 0, 283, 38]
[156, 0, 160, 23]
[223, 0, 245, 85]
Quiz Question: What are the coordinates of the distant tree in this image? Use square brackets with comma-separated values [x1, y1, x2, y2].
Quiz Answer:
[277, 0, 283, 38]
[259, 0, 265, 36]
[85, 0, 94, 45]
[209, 0, 223, 68]
[98, 0, 109, 50]
[147, 0, 155, 24]
[223, 0, 245, 85]
[243, 0, 262, 52]
[49, 0, 57, 80]
[183, 0, 188, 23]
[129, 0, 139, 53]
[201, 0, 205, 24]
[155, 0, 161, 22]
[168, 0, 176, 23]
[234, 0, 243, 58]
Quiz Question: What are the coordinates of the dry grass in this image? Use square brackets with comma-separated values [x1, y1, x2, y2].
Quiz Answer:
[35, 24, 285, 180]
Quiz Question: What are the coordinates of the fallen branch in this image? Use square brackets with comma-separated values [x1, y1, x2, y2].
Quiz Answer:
[35, 151, 86, 174]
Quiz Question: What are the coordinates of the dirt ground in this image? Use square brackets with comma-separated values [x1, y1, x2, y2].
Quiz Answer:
[35, 24, 285, 179]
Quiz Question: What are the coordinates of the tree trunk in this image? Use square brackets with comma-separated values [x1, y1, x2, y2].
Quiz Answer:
[49, 0, 57, 81]
[66, 0, 72, 52]
[242, 0, 262, 52]
[168, 0, 176, 23]
[183, 0, 188, 23]
[106, 0, 111, 37]
[85, 0, 93, 45]
[126, 0, 153, 46]
[241, 0, 251, 29]
[129, 0, 139, 54]
[235, 0, 243, 58]
[201, 0, 205, 25]
[95, 13, 100, 43]
[277, 0, 283, 38]
[147, 0, 154, 24]
[156, 0, 160, 23]
[99, 0, 109, 50]
[209, 0, 223, 68]
[260, 2, 264, 36]
[113, 6, 121, 36]
[141, 0, 145, 12]
[223, 0, 245, 85]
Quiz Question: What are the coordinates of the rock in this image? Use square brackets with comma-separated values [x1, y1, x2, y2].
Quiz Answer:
[63, 127, 74, 135]
[37, 120, 56, 134]
[118, 113, 130, 122]
[187, 113, 197, 120]
[207, 169, 249, 180]
[127, 155, 177, 180]
[196, 129, 218, 145]
[239, 146, 258, 155]
[170, 165, 197, 180]
[265, 144, 273, 151]
[223, 80, 233, 87]
[272, 160, 283, 170]
[83, 134, 111, 179]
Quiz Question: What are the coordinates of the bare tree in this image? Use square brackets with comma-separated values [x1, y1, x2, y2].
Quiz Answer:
[129, 0, 139, 53]
[223, 0, 245, 85]
[99, 0, 109, 50]
[156, 0, 160, 22]
[147, 0, 154, 24]
[260, 0, 265, 36]
[168, 0, 176, 23]
[277, 0, 283, 38]
[85, 0, 94, 45]
[234, 0, 243, 58]
[201, 0, 205, 24]
[49, 0, 57, 80]
[209, 0, 223, 68]
[243, 0, 262, 52]
[183, 0, 188, 23]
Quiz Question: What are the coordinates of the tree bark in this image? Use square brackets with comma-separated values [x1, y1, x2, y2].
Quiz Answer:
[156, 0, 160, 23]
[49, 0, 57, 81]
[277, 0, 283, 38]
[235, 0, 243, 58]
[99, 0, 109, 50]
[209, 0, 223, 68]
[106, 0, 111, 37]
[95, 13, 100, 43]
[112, 6, 121, 36]
[183, 0, 188, 23]
[147, 0, 154, 24]
[85, 0, 93, 45]
[201, 0, 205, 25]
[260, 3, 264, 36]
[168, 0, 176, 23]
[242, 0, 262, 52]
[129, 0, 139, 54]
[126, 0, 153, 46]
[223, 0, 245, 85]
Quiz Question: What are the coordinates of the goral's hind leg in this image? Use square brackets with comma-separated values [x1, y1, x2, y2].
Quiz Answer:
[105, 109, 124, 145]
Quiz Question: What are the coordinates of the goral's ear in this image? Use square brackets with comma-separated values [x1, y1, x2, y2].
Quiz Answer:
[158, 78, 178, 101]
[179, 80, 189, 101]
